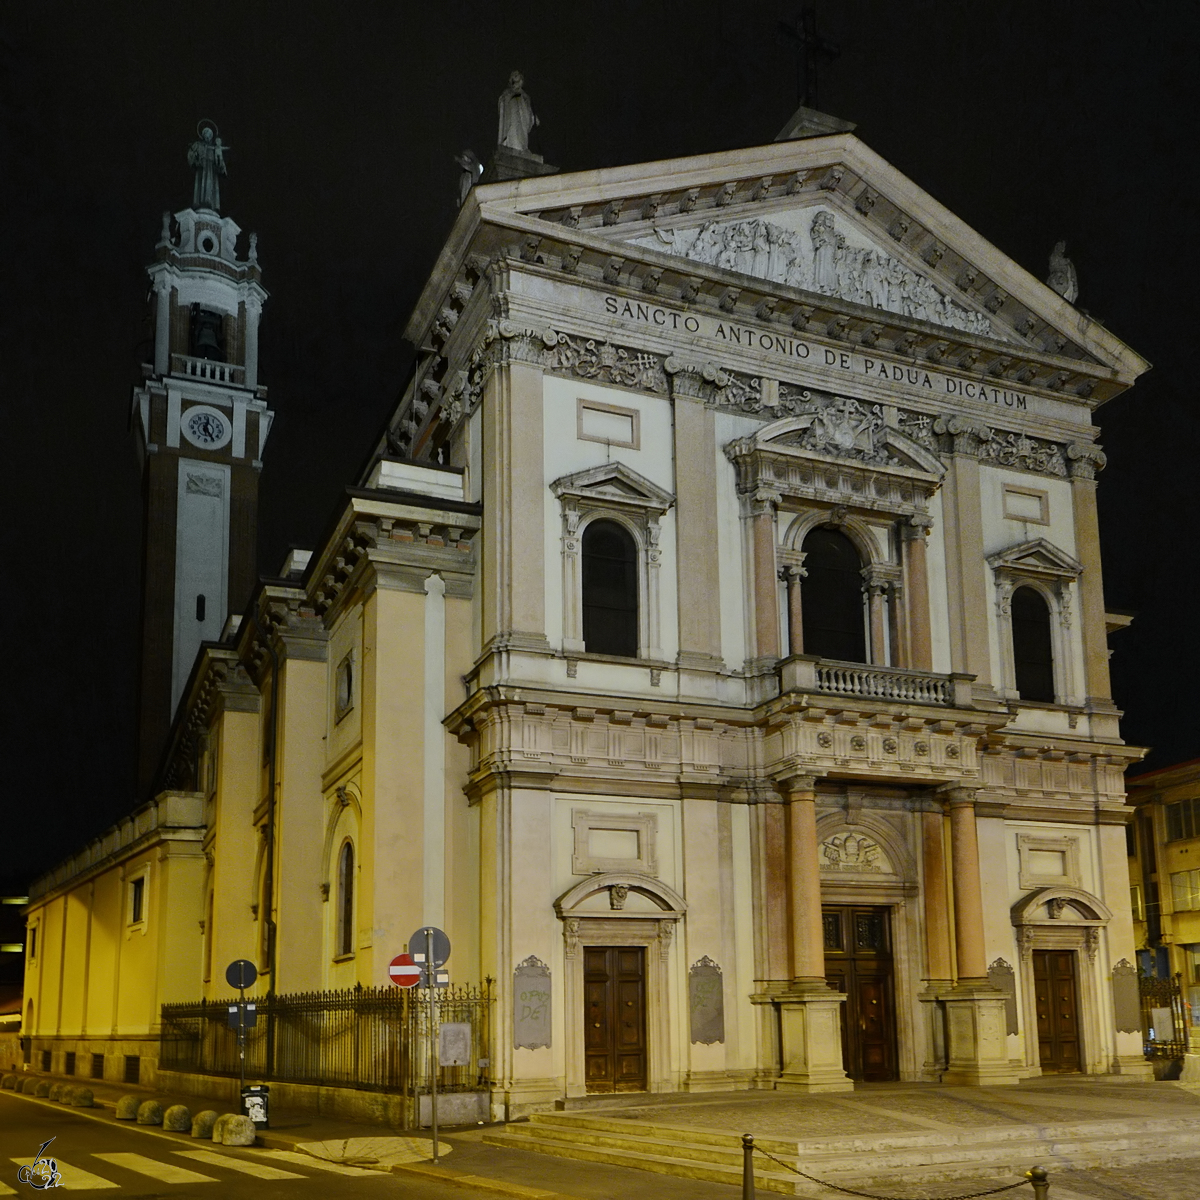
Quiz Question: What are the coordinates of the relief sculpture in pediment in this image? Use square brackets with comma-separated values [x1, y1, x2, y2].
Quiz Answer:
[633, 208, 999, 339]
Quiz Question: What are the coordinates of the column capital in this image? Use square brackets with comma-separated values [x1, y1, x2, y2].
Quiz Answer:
[937, 783, 980, 807]
[778, 773, 823, 800]
[902, 513, 935, 540]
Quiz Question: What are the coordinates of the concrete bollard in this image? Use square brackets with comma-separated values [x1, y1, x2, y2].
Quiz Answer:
[21, 1078, 41, 1094]
[212, 1113, 256, 1146]
[115, 1094, 141, 1120]
[0, 1074, 17, 1090]
[69, 1088, 93, 1108]
[190, 1110, 219, 1139]
[136, 1100, 164, 1125]
[48, 1084, 64, 1102]
[34, 1081, 51, 1097]
[163, 1104, 192, 1132]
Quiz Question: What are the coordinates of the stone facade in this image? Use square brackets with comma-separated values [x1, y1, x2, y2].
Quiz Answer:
[23, 124, 1152, 1106]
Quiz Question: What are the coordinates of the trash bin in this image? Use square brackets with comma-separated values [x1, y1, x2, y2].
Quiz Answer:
[240, 1085, 269, 1129]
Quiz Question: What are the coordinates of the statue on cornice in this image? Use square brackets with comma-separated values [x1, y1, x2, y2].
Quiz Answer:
[497, 71, 538, 154]
[1046, 240, 1079, 304]
[187, 120, 228, 212]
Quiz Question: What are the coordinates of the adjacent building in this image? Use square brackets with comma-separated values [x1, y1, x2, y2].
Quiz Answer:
[23, 103, 1154, 1111]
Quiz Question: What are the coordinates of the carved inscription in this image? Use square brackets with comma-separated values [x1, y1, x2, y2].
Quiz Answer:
[513, 956, 551, 1050]
[688, 956, 725, 1045]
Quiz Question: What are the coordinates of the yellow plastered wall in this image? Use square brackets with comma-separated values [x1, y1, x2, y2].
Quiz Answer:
[274, 654, 329, 994]
[208, 708, 263, 998]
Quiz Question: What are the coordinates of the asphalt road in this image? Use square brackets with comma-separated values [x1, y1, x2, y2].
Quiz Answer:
[0, 1093, 467, 1199]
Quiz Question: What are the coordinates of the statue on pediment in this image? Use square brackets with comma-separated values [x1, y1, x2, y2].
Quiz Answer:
[498, 71, 538, 154]
[1046, 240, 1079, 304]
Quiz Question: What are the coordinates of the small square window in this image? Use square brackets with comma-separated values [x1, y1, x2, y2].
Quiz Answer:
[130, 877, 145, 925]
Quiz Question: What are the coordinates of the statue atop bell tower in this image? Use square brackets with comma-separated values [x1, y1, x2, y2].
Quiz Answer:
[131, 123, 272, 795]
[187, 119, 229, 211]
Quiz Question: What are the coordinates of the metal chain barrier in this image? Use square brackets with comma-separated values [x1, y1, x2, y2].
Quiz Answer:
[743, 1135, 1050, 1200]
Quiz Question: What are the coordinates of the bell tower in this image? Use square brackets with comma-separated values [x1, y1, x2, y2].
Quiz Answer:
[132, 121, 271, 793]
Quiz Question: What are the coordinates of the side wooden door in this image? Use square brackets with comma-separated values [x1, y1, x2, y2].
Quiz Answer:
[823, 906, 898, 1082]
[1033, 949, 1081, 1072]
[583, 946, 647, 1092]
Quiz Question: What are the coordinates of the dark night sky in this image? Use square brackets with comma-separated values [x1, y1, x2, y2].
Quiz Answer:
[3, 2, 1197, 886]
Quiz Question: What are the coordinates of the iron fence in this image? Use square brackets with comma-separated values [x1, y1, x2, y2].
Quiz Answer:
[1140, 971, 1188, 1059]
[160, 981, 492, 1106]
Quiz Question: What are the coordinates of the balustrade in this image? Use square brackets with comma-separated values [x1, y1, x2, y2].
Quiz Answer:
[171, 354, 244, 386]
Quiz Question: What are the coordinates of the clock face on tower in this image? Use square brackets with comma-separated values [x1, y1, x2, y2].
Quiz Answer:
[182, 405, 231, 450]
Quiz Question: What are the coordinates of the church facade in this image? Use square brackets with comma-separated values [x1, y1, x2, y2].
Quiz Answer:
[23, 116, 1152, 1112]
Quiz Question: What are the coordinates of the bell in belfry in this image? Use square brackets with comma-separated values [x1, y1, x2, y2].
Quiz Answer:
[191, 306, 224, 361]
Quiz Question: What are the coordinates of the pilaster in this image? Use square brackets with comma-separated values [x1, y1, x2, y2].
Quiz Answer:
[1066, 446, 1113, 704]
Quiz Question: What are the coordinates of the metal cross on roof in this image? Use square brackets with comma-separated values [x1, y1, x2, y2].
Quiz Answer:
[778, 4, 841, 110]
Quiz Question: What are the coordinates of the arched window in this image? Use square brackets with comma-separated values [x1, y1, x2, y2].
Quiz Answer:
[801, 527, 867, 663]
[337, 842, 354, 957]
[1011, 587, 1054, 702]
[581, 520, 638, 657]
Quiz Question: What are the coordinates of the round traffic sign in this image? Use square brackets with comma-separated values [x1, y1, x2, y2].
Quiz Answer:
[407, 926, 451, 968]
[225, 959, 258, 990]
[388, 953, 422, 988]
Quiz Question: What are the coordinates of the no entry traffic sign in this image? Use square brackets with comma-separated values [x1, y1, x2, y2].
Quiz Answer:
[388, 952, 422, 988]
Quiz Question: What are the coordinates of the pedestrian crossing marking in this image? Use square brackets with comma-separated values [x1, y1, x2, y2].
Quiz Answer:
[93, 1152, 217, 1184]
[251, 1148, 386, 1177]
[11, 1157, 118, 1189]
[175, 1149, 305, 1179]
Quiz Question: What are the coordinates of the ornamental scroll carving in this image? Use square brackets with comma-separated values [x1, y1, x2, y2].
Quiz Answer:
[631, 208, 999, 338]
[820, 831, 889, 873]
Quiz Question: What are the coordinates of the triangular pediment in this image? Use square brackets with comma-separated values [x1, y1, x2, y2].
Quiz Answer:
[987, 538, 1082, 579]
[428, 134, 1149, 397]
[550, 461, 674, 511]
[625, 202, 1010, 343]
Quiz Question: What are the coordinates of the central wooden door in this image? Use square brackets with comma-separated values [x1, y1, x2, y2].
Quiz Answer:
[584, 946, 647, 1092]
[823, 906, 898, 1082]
[1033, 949, 1081, 1072]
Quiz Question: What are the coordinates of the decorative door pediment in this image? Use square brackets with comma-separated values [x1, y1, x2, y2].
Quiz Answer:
[987, 539, 1082, 583]
[550, 461, 673, 516]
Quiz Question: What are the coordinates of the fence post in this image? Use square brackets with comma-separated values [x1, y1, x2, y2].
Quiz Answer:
[741, 1133, 754, 1200]
[1026, 1166, 1049, 1198]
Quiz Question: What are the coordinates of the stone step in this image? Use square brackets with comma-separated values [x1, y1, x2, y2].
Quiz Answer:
[483, 1131, 805, 1195]
[490, 1109, 1200, 1191]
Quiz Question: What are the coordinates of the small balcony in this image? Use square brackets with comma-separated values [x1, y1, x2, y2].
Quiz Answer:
[171, 354, 244, 387]
[781, 654, 975, 709]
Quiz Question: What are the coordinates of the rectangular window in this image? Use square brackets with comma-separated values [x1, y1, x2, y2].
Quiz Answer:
[28, 927, 36, 961]
[91, 1053, 104, 1080]
[64, 1051, 75, 1075]
[1130, 885, 1142, 921]
[130, 877, 145, 925]
[1126, 821, 1137, 858]
[1171, 869, 1200, 911]
[1187, 944, 1200, 987]
[124, 1055, 140, 1085]
[1165, 799, 1200, 842]
[40, 1050, 51, 1072]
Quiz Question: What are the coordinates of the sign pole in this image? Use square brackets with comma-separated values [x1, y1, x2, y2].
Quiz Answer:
[238, 983, 246, 1098]
[426, 927, 439, 1163]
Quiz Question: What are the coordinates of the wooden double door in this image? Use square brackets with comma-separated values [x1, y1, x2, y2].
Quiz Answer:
[584, 946, 647, 1092]
[823, 905, 898, 1082]
[1033, 949, 1081, 1072]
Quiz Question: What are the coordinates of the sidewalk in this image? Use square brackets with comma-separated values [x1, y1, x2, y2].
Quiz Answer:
[9, 1067, 1200, 1199]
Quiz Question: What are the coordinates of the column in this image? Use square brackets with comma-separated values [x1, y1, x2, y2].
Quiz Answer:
[1067, 447, 1113, 704]
[673, 395, 724, 673]
[782, 564, 806, 657]
[939, 421, 991, 685]
[866, 579, 888, 666]
[902, 516, 933, 671]
[786, 778, 825, 983]
[946, 789, 987, 981]
[749, 490, 781, 661]
[775, 775, 852, 1092]
[888, 581, 908, 669]
[939, 785, 1019, 1085]
[922, 810, 953, 983]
